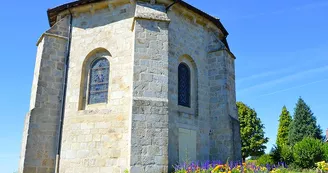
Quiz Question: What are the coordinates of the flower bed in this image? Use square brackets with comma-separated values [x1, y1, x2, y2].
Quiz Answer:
[316, 161, 328, 172]
[173, 161, 287, 173]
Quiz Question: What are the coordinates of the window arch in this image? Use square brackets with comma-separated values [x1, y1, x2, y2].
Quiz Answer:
[88, 58, 110, 104]
[178, 63, 191, 107]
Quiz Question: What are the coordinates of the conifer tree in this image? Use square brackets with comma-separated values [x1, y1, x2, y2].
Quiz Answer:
[288, 97, 323, 146]
[237, 102, 269, 161]
[276, 106, 292, 147]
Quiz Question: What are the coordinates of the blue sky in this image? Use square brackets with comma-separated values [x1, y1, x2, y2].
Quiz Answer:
[0, 0, 327, 172]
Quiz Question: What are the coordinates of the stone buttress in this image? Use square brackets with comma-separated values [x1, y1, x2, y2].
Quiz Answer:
[130, 2, 170, 172]
[207, 38, 241, 161]
[19, 16, 70, 173]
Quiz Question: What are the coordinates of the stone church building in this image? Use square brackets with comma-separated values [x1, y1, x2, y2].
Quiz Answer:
[19, 0, 241, 172]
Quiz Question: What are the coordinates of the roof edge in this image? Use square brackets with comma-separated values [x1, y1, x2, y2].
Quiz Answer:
[47, 0, 229, 36]
[177, 1, 228, 36]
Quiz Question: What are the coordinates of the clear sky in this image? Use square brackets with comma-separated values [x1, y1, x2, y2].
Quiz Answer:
[0, 0, 327, 172]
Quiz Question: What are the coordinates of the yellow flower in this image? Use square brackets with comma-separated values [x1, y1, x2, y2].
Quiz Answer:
[211, 165, 224, 173]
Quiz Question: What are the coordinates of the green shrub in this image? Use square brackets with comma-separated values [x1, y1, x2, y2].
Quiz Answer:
[270, 145, 293, 165]
[281, 145, 294, 165]
[293, 137, 324, 169]
[246, 159, 257, 165]
[257, 154, 274, 166]
[249, 156, 260, 160]
[323, 143, 328, 161]
[270, 145, 281, 164]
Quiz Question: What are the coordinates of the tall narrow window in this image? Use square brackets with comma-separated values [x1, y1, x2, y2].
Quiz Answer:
[88, 58, 109, 104]
[178, 63, 191, 107]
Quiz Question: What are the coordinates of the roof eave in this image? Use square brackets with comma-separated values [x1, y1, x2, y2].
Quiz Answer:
[177, 1, 229, 36]
[47, 0, 105, 26]
[47, 0, 229, 37]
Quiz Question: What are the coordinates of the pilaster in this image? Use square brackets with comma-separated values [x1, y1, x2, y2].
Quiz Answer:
[207, 46, 241, 161]
[130, 2, 170, 173]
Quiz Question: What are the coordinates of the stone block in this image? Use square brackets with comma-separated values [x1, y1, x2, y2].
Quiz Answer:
[131, 166, 145, 173]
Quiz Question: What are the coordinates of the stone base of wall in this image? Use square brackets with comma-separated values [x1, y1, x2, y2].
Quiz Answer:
[131, 99, 169, 173]
[19, 109, 59, 173]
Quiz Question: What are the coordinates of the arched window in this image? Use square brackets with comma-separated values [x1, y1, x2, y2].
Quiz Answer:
[88, 58, 109, 104]
[178, 63, 191, 107]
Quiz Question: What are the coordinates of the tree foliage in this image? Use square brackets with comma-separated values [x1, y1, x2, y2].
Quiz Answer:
[293, 137, 324, 169]
[288, 97, 322, 146]
[270, 144, 294, 165]
[270, 145, 281, 164]
[281, 144, 294, 165]
[257, 154, 274, 166]
[323, 143, 328, 162]
[276, 106, 292, 147]
[237, 102, 269, 161]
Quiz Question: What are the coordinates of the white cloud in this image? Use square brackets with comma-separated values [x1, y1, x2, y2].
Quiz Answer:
[237, 69, 290, 84]
[257, 78, 328, 97]
[238, 65, 328, 93]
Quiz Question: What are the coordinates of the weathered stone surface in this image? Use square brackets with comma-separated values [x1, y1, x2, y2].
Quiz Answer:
[58, 4, 134, 173]
[135, 2, 170, 22]
[19, 16, 70, 173]
[20, 1, 241, 173]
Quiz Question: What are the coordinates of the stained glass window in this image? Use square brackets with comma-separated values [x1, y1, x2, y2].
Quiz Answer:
[88, 58, 109, 104]
[178, 63, 191, 107]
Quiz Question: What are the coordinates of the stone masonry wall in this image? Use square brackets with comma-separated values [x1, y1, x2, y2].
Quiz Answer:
[58, 3, 135, 173]
[208, 50, 233, 161]
[167, 9, 211, 171]
[20, 1, 241, 172]
[19, 16, 70, 173]
[130, 3, 170, 173]
[207, 40, 240, 161]
[226, 52, 241, 160]
[167, 6, 241, 169]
